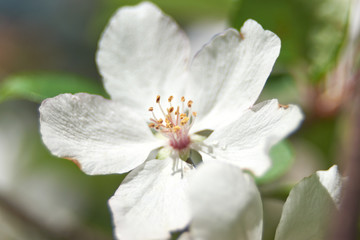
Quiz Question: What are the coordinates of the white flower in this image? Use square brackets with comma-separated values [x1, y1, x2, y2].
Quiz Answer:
[184, 162, 343, 240]
[39, 1, 303, 239]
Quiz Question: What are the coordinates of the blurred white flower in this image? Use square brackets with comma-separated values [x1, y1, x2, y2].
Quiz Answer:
[0, 102, 84, 238]
[0, 103, 32, 239]
[39, 2, 303, 239]
[0, 106, 28, 192]
[183, 163, 343, 240]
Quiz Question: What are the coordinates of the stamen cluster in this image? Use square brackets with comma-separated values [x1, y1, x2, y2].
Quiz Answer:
[148, 95, 196, 151]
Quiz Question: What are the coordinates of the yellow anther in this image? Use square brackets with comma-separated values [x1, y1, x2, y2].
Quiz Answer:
[173, 126, 181, 132]
[148, 95, 196, 138]
[187, 100, 193, 108]
[181, 117, 189, 126]
[180, 113, 187, 119]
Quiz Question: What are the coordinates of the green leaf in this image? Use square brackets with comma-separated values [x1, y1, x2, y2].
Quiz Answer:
[230, 0, 308, 65]
[0, 72, 107, 103]
[255, 141, 294, 185]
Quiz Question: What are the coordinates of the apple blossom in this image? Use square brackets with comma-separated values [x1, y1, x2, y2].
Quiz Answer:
[39, 2, 303, 239]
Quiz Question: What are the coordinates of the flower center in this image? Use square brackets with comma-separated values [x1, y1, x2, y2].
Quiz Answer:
[148, 95, 197, 153]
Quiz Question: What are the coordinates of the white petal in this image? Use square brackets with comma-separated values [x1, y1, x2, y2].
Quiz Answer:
[200, 99, 303, 176]
[188, 162, 263, 240]
[97, 2, 190, 110]
[316, 165, 343, 207]
[274, 165, 343, 240]
[109, 158, 193, 240]
[188, 19, 280, 129]
[40, 93, 162, 175]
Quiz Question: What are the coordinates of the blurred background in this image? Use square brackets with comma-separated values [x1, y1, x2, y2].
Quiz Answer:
[0, 0, 358, 239]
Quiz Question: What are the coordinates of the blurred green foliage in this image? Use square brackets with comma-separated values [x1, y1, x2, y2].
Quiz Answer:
[0, 72, 107, 103]
[258, 73, 300, 104]
[256, 141, 294, 185]
[230, 0, 350, 82]
[96, 0, 233, 25]
[297, 117, 338, 167]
